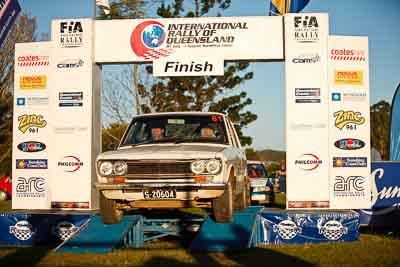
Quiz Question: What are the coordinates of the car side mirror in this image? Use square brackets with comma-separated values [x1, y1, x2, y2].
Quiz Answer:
[107, 142, 118, 151]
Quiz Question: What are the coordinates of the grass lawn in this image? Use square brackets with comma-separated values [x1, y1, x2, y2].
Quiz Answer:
[0, 234, 399, 267]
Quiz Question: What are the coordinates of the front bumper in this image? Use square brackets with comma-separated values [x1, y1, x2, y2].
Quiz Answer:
[96, 182, 226, 201]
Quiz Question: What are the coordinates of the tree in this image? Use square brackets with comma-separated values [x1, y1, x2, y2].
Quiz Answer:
[0, 14, 38, 176]
[138, 0, 257, 145]
[370, 100, 391, 160]
[102, 122, 129, 151]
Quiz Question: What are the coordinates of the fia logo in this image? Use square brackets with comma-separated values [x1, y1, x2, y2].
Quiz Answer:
[294, 16, 319, 28]
[60, 21, 83, 34]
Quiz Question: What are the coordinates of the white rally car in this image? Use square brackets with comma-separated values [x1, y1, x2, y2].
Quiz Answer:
[95, 112, 250, 224]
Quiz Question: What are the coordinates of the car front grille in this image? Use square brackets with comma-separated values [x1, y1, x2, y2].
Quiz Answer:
[125, 160, 193, 178]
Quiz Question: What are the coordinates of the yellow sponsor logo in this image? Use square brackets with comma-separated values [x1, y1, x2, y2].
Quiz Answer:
[334, 70, 363, 85]
[19, 75, 47, 89]
[18, 114, 47, 133]
[334, 110, 365, 130]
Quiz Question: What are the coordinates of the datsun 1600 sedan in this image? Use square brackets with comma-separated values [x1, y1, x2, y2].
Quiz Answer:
[95, 112, 250, 224]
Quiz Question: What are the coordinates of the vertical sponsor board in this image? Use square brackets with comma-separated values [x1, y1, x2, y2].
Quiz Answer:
[328, 36, 371, 209]
[12, 42, 52, 209]
[285, 14, 330, 209]
[50, 19, 98, 209]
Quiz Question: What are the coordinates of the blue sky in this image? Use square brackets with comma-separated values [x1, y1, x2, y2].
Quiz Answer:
[18, 0, 400, 150]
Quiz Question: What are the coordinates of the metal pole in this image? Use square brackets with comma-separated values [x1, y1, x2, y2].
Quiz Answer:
[94, 0, 96, 18]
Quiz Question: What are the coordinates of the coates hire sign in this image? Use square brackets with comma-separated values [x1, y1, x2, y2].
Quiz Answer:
[94, 16, 284, 63]
[0, 0, 21, 48]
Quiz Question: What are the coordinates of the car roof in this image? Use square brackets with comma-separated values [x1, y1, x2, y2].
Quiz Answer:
[247, 160, 264, 165]
[133, 111, 226, 119]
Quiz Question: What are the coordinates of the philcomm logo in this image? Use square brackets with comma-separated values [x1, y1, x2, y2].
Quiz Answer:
[293, 15, 319, 43]
[16, 159, 48, 169]
[59, 21, 83, 48]
[17, 141, 46, 153]
[334, 110, 365, 130]
[57, 59, 84, 68]
[333, 157, 367, 168]
[16, 177, 45, 198]
[17, 55, 49, 67]
[19, 75, 47, 90]
[330, 48, 366, 62]
[334, 70, 363, 86]
[18, 114, 47, 134]
[292, 54, 320, 64]
[58, 156, 83, 172]
[130, 20, 173, 60]
[334, 138, 365, 150]
[334, 176, 366, 197]
[295, 153, 322, 171]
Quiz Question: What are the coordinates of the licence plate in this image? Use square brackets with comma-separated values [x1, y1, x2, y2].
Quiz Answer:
[143, 189, 176, 199]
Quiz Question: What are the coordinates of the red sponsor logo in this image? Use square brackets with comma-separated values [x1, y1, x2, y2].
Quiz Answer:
[57, 156, 83, 172]
[17, 55, 49, 67]
[330, 49, 366, 62]
[294, 153, 323, 171]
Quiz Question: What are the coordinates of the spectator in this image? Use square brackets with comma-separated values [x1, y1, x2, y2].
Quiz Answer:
[278, 160, 286, 193]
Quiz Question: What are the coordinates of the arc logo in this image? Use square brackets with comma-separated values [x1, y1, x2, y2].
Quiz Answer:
[130, 20, 174, 60]
[16, 177, 45, 198]
[18, 114, 47, 133]
[17, 141, 46, 153]
[334, 110, 365, 130]
[58, 156, 83, 172]
[334, 138, 365, 150]
[334, 176, 366, 198]
[294, 153, 322, 171]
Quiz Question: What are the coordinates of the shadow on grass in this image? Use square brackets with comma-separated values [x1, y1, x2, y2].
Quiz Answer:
[0, 246, 53, 266]
[139, 248, 314, 267]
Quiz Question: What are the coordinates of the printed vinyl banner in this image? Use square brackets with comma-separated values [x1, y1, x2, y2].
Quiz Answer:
[0, 0, 21, 48]
[94, 16, 284, 63]
[328, 36, 371, 209]
[12, 42, 52, 209]
[285, 13, 330, 209]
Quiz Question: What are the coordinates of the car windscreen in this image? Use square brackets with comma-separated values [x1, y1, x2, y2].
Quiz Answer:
[121, 114, 229, 146]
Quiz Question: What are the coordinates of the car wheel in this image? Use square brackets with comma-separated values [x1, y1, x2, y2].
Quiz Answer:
[0, 190, 7, 201]
[234, 178, 250, 211]
[212, 180, 233, 223]
[100, 191, 123, 224]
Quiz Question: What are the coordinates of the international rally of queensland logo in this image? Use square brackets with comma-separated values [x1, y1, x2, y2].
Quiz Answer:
[273, 219, 302, 240]
[130, 20, 174, 60]
[317, 219, 348, 240]
[9, 220, 35, 241]
[52, 221, 79, 241]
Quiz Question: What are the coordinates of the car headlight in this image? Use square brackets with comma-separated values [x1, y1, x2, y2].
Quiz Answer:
[191, 160, 206, 175]
[99, 161, 113, 176]
[206, 159, 221, 174]
[113, 161, 127, 176]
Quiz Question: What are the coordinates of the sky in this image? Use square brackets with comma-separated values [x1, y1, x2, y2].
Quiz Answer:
[17, 0, 400, 151]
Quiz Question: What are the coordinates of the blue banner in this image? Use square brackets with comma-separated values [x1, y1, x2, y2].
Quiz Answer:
[0, 213, 90, 246]
[0, 0, 21, 48]
[390, 84, 400, 160]
[258, 211, 359, 244]
[358, 161, 400, 226]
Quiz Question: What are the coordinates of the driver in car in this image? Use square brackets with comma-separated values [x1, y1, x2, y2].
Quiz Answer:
[151, 127, 165, 141]
[201, 127, 216, 138]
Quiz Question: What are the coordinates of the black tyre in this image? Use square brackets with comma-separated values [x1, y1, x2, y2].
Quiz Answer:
[0, 190, 7, 201]
[99, 191, 123, 224]
[212, 180, 233, 223]
[234, 177, 250, 210]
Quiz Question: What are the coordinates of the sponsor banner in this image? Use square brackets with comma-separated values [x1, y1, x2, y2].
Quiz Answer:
[58, 21, 84, 48]
[328, 36, 370, 209]
[333, 157, 367, 168]
[57, 156, 84, 173]
[0, 0, 21, 48]
[294, 88, 321, 103]
[19, 75, 47, 90]
[334, 70, 363, 86]
[334, 138, 365, 150]
[94, 16, 284, 63]
[16, 96, 49, 107]
[257, 211, 360, 244]
[16, 159, 48, 169]
[13, 42, 52, 210]
[153, 57, 224, 77]
[57, 58, 84, 69]
[17, 141, 46, 153]
[59, 92, 83, 107]
[285, 13, 330, 208]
